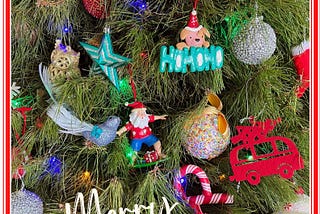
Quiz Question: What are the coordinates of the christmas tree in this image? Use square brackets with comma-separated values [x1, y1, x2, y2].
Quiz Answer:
[11, 0, 310, 213]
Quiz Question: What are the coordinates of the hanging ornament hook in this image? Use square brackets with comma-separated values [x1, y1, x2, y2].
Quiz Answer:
[239, 78, 251, 124]
[254, 1, 259, 18]
[239, 78, 266, 124]
[104, 25, 111, 34]
[19, 174, 25, 191]
[128, 64, 137, 101]
[193, 0, 199, 9]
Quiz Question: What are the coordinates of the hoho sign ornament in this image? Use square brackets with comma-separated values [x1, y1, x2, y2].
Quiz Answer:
[229, 117, 304, 185]
[159, 2, 223, 73]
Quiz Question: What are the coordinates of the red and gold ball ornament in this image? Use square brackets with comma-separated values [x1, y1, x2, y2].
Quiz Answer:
[82, 0, 108, 19]
[184, 93, 230, 160]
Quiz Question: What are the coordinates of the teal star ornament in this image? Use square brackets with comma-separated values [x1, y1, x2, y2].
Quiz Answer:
[80, 30, 131, 90]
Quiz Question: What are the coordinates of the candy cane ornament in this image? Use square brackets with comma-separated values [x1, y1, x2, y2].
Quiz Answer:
[174, 165, 234, 214]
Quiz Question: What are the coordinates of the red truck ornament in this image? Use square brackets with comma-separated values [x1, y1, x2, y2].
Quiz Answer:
[229, 117, 304, 185]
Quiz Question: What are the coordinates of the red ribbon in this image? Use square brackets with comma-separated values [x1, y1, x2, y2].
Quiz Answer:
[193, 0, 199, 9]
[12, 107, 32, 179]
[128, 64, 137, 101]
[14, 107, 32, 143]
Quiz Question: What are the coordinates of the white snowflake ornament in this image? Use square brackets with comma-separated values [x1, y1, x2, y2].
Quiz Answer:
[11, 82, 21, 99]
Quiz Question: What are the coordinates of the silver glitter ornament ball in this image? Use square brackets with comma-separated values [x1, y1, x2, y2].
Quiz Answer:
[233, 16, 276, 65]
[11, 189, 43, 214]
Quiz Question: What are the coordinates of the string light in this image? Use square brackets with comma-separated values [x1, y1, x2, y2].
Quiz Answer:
[40, 156, 62, 178]
[219, 174, 226, 181]
[83, 171, 91, 179]
[129, 0, 148, 13]
[247, 155, 254, 161]
[11, 96, 34, 109]
[125, 144, 135, 165]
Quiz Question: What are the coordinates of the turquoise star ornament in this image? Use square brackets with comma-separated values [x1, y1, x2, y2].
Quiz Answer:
[80, 31, 131, 90]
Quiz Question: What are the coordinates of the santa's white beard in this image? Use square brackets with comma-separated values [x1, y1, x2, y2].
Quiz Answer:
[129, 112, 149, 128]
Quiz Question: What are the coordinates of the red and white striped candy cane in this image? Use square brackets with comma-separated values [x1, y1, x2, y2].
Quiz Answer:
[174, 165, 212, 200]
[174, 164, 234, 214]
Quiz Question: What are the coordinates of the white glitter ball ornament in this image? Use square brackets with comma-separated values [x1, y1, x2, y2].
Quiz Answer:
[233, 16, 276, 65]
[11, 189, 43, 214]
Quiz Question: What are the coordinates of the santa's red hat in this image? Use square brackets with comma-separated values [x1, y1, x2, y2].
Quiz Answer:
[185, 9, 203, 32]
[125, 101, 146, 110]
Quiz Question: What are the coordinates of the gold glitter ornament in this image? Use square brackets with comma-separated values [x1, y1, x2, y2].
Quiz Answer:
[184, 93, 230, 160]
[233, 16, 276, 65]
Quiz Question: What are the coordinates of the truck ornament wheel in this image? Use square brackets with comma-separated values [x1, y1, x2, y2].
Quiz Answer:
[246, 171, 261, 185]
[278, 164, 294, 179]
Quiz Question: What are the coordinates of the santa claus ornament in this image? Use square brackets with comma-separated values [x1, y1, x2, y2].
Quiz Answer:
[116, 101, 168, 167]
[291, 40, 310, 98]
[184, 93, 230, 160]
[159, 2, 224, 73]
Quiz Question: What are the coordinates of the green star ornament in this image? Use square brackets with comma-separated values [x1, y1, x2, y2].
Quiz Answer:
[80, 30, 131, 90]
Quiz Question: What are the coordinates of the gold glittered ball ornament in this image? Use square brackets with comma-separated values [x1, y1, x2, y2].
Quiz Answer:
[184, 93, 230, 160]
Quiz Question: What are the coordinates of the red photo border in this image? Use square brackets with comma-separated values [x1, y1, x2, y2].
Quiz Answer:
[2, 0, 319, 213]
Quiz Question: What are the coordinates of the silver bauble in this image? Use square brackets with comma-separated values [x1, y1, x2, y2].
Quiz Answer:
[11, 189, 43, 214]
[233, 16, 276, 65]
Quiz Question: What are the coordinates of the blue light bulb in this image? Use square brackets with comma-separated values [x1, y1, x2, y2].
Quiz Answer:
[59, 43, 67, 53]
[130, 0, 147, 12]
[47, 156, 62, 176]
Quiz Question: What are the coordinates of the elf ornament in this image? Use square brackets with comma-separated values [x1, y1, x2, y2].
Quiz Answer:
[116, 101, 168, 163]
[233, 16, 276, 65]
[291, 40, 310, 98]
[184, 93, 230, 160]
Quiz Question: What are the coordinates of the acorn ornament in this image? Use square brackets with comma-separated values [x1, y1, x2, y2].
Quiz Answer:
[233, 16, 276, 65]
[184, 93, 230, 160]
